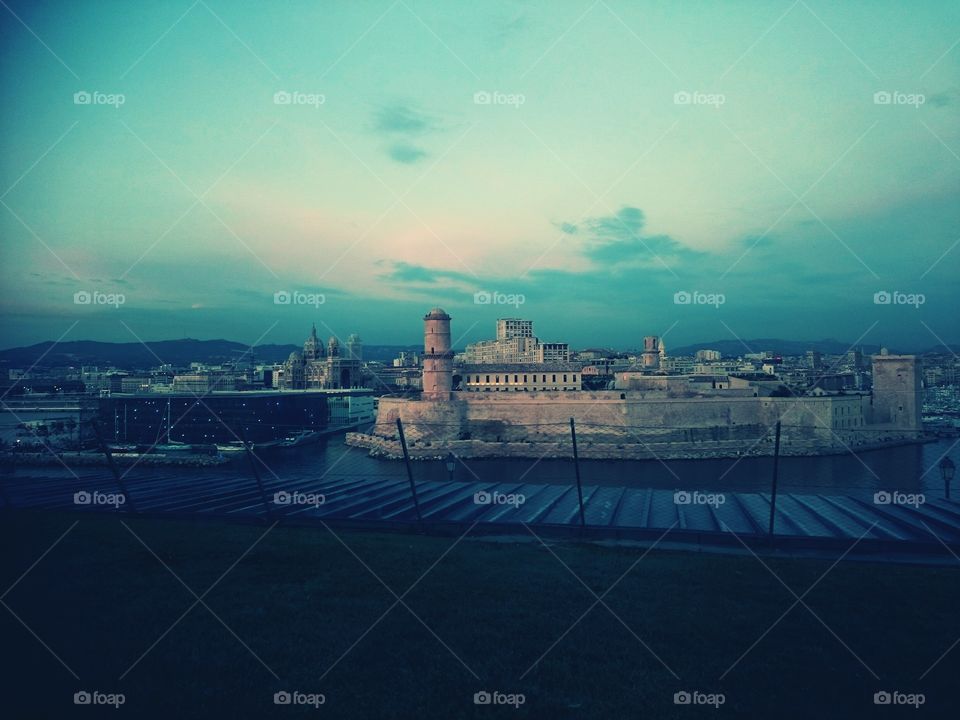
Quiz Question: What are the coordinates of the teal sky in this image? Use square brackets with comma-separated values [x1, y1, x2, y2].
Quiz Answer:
[1, 0, 958, 353]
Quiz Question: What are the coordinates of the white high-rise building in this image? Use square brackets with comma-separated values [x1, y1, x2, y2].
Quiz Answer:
[464, 319, 568, 365]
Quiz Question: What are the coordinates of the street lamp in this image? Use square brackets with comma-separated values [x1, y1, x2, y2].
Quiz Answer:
[940, 456, 956, 500]
[445, 452, 456, 482]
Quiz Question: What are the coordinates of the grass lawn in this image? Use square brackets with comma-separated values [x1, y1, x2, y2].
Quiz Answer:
[1, 510, 959, 718]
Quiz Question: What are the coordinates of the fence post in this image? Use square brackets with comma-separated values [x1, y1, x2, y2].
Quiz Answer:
[91, 420, 136, 513]
[768, 421, 782, 539]
[396, 418, 422, 523]
[570, 418, 586, 527]
[240, 429, 273, 518]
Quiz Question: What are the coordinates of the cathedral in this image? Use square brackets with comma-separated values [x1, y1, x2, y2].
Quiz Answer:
[278, 325, 362, 389]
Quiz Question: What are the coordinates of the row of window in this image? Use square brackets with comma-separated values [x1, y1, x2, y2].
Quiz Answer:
[475, 387, 577, 392]
[468, 374, 578, 384]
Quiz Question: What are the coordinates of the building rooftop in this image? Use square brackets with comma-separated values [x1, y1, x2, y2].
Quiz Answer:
[107, 388, 374, 398]
[460, 363, 581, 373]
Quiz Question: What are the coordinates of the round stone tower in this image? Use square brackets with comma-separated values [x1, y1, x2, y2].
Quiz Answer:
[422, 307, 452, 400]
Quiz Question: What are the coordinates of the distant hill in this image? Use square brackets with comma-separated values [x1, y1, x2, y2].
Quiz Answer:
[1, 337, 953, 370]
[0, 339, 422, 369]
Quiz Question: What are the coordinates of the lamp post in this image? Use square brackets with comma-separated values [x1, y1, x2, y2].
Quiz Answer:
[940, 456, 955, 500]
[445, 452, 456, 482]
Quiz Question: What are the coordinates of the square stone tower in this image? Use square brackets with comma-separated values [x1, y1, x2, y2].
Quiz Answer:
[870, 354, 922, 431]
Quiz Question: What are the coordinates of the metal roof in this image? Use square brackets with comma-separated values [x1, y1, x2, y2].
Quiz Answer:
[5, 473, 958, 553]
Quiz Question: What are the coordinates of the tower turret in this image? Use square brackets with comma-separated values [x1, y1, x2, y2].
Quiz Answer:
[422, 307, 452, 400]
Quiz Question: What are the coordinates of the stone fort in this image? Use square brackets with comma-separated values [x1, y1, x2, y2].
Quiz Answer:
[347, 308, 923, 460]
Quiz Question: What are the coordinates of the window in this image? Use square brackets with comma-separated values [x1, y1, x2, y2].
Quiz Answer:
[523, 375, 528, 382]
[514, 375, 518, 382]
[573, 375, 577, 383]
[485, 375, 490, 383]
[563, 375, 567, 382]
[552, 374, 557, 382]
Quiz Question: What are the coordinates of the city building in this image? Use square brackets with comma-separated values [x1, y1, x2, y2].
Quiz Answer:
[277, 325, 362, 390]
[462, 318, 569, 364]
[99, 388, 374, 444]
[460, 365, 581, 392]
[537, 342, 571, 364]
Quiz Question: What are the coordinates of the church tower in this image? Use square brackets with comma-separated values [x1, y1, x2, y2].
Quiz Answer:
[303, 324, 321, 360]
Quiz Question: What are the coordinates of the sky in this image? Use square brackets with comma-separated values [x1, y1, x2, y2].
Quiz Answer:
[1, 0, 958, 353]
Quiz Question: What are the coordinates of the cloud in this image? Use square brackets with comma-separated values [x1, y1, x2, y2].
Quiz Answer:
[372, 103, 436, 164]
[388, 143, 428, 164]
[583, 206, 646, 240]
[563, 206, 703, 270]
[381, 261, 472, 284]
[374, 104, 434, 135]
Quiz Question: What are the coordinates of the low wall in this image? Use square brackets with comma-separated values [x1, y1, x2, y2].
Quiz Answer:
[345, 431, 921, 461]
[355, 391, 920, 459]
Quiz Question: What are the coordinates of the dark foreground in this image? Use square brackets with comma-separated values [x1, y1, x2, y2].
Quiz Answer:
[1, 510, 959, 718]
